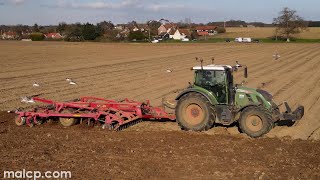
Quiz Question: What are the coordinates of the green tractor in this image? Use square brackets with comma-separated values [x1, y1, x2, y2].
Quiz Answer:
[172, 60, 304, 138]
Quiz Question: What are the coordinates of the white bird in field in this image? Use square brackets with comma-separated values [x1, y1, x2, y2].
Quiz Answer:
[21, 96, 35, 104]
[273, 53, 281, 60]
[69, 81, 77, 85]
[33, 82, 40, 87]
[236, 61, 242, 68]
[66, 78, 72, 82]
[166, 69, 173, 73]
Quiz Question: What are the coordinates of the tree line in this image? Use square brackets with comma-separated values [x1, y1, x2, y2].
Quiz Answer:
[0, 7, 316, 42]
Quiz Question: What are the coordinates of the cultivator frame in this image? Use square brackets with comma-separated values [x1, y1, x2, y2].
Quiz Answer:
[15, 96, 175, 130]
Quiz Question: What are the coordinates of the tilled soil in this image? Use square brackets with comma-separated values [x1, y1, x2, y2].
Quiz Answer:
[0, 112, 319, 179]
[0, 42, 320, 179]
[0, 42, 320, 140]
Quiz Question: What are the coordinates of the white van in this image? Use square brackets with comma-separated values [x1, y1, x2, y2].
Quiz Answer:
[242, 37, 252, 43]
[181, 38, 190, 42]
[235, 37, 243, 42]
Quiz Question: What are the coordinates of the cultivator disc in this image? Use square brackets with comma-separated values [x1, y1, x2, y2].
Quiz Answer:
[116, 119, 143, 131]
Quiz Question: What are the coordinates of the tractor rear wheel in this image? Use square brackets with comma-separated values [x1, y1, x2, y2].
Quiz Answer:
[175, 93, 215, 131]
[239, 106, 273, 138]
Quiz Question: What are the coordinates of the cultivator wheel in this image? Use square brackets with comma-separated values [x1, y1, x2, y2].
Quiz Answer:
[26, 117, 35, 127]
[15, 116, 26, 126]
[60, 117, 78, 127]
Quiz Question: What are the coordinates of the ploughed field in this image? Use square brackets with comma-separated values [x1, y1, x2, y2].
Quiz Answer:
[0, 41, 319, 139]
[0, 41, 319, 179]
[217, 27, 320, 39]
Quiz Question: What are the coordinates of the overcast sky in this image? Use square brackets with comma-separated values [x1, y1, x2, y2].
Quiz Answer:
[0, 0, 319, 25]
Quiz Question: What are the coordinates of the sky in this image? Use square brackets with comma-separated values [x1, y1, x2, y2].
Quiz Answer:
[0, 0, 319, 25]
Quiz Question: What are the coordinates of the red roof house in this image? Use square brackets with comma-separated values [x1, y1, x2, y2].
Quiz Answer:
[45, 33, 63, 39]
[195, 26, 218, 36]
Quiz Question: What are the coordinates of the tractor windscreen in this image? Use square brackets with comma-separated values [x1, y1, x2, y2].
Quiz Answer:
[195, 70, 227, 103]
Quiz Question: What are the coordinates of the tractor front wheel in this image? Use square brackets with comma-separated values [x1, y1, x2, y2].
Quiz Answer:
[175, 93, 215, 131]
[239, 106, 274, 138]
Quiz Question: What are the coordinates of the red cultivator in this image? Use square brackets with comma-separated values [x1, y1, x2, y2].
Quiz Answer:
[15, 97, 175, 130]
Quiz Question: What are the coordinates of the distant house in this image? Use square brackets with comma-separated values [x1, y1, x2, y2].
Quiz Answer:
[247, 25, 255, 28]
[195, 26, 218, 36]
[172, 29, 191, 40]
[158, 24, 176, 35]
[118, 27, 130, 38]
[45, 33, 63, 39]
[138, 24, 149, 32]
[157, 28, 175, 40]
[132, 26, 140, 32]
[197, 31, 209, 36]
[2, 31, 17, 39]
[128, 24, 149, 33]
[114, 24, 126, 31]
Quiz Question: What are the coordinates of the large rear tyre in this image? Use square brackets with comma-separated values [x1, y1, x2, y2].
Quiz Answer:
[175, 93, 215, 131]
[239, 106, 274, 138]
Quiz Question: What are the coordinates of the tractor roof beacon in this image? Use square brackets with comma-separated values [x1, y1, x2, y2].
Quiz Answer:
[174, 61, 304, 138]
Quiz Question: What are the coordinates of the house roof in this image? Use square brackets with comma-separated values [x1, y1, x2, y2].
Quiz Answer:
[178, 29, 191, 36]
[195, 26, 217, 30]
[197, 31, 209, 36]
[163, 23, 177, 29]
[45, 33, 62, 38]
[5, 31, 16, 36]
[46, 33, 60, 36]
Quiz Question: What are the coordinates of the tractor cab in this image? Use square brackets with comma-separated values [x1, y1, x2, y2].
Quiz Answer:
[193, 65, 234, 105]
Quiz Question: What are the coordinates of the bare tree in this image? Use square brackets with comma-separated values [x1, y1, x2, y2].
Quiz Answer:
[146, 20, 161, 36]
[273, 7, 308, 41]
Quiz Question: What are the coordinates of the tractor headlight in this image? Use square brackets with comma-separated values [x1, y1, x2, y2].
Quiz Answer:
[257, 89, 273, 102]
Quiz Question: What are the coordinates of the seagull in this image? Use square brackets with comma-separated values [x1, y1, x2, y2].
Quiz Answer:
[69, 81, 77, 85]
[236, 61, 242, 68]
[273, 53, 281, 60]
[21, 96, 35, 103]
[66, 78, 72, 82]
[33, 82, 40, 87]
[166, 69, 173, 73]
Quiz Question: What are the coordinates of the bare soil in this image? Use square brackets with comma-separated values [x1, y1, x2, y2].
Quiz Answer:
[0, 111, 319, 179]
[0, 41, 319, 140]
[0, 42, 320, 179]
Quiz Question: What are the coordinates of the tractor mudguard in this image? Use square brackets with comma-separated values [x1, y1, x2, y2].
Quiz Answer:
[175, 88, 218, 105]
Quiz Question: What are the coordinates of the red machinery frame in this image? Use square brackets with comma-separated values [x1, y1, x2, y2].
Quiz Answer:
[15, 96, 175, 130]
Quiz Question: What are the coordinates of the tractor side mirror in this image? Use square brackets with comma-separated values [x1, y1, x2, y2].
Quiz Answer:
[244, 67, 248, 78]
